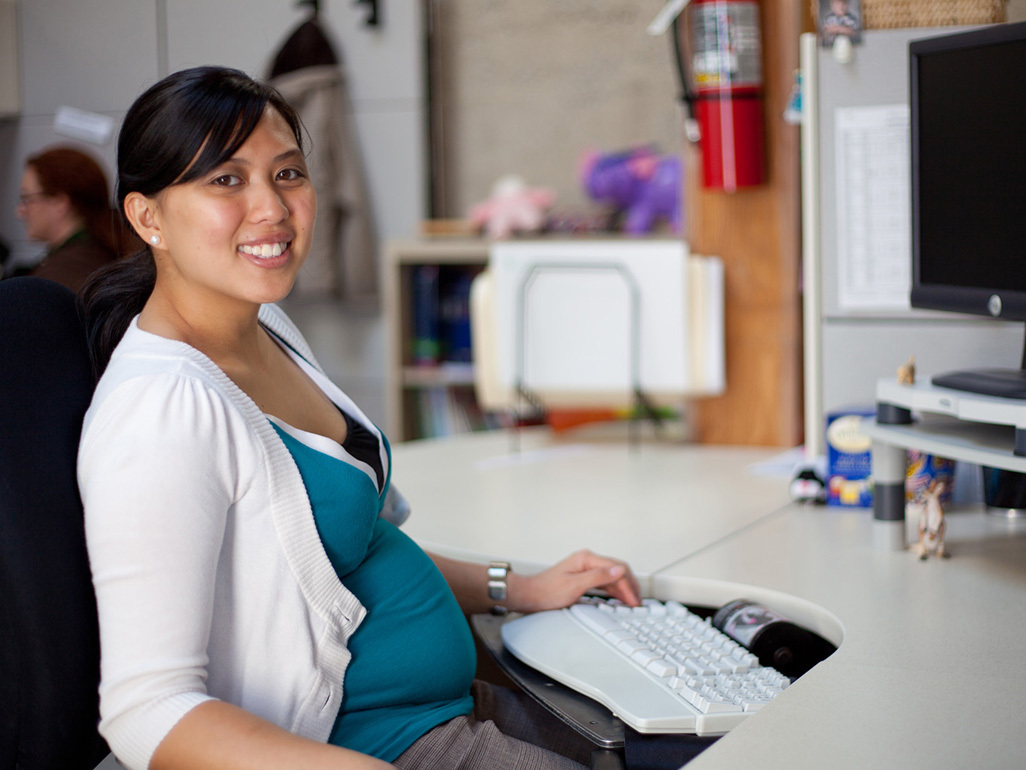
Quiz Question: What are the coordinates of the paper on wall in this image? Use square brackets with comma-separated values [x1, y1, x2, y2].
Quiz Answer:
[834, 104, 911, 311]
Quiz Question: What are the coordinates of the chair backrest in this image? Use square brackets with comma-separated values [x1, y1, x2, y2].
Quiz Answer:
[0, 277, 109, 768]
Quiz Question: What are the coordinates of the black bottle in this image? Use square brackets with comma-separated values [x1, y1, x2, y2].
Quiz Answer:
[711, 598, 836, 679]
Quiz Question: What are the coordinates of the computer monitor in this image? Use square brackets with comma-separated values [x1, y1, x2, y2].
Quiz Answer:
[909, 21, 1026, 398]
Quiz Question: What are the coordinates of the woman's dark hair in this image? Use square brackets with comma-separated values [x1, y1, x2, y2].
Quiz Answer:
[80, 66, 305, 375]
[26, 147, 119, 254]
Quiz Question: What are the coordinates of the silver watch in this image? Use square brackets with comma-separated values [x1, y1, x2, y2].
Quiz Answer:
[487, 561, 512, 614]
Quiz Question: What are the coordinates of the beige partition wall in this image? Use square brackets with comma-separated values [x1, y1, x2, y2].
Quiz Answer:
[426, 0, 684, 219]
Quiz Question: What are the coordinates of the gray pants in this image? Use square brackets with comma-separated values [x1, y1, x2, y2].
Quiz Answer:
[393, 680, 594, 770]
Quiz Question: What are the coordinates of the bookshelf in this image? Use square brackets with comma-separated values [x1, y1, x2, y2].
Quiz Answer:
[384, 238, 496, 442]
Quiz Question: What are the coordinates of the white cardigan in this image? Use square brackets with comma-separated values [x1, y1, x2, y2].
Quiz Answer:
[78, 305, 406, 770]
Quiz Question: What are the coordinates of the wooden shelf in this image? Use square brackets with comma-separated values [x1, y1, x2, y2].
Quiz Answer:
[384, 238, 490, 441]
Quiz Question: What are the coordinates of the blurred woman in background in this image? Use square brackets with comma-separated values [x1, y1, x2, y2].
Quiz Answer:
[15, 146, 123, 292]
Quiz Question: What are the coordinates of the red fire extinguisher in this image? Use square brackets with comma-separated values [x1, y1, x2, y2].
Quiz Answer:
[674, 0, 765, 191]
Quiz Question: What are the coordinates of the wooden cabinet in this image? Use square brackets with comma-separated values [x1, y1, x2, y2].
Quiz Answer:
[384, 238, 491, 442]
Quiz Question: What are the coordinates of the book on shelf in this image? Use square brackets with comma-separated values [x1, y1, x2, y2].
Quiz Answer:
[410, 265, 476, 367]
[411, 264, 441, 365]
[439, 270, 473, 364]
[415, 386, 502, 438]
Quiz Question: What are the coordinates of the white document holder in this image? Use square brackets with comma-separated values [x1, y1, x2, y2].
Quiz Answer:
[471, 239, 724, 411]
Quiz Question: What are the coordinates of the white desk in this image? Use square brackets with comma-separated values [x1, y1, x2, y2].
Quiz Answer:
[393, 428, 1026, 770]
[395, 426, 793, 584]
[660, 505, 1026, 770]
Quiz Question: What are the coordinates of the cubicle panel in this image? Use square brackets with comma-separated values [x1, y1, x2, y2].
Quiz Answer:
[820, 319, 1023, 414]
[804, 25, 1020, 451]
[815, 26, 972, 321]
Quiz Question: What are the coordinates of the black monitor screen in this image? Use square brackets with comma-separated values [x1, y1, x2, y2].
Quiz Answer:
[911, 23, 1026, 319]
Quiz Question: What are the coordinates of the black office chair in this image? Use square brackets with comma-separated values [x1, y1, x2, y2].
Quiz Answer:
[0, 277, 110, 769]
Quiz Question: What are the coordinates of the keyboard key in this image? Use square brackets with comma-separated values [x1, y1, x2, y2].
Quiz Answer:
[703, 696, 744, 714]
[665, 653, 690, 672]
[682, 658, 708, 676]
[664, 600, 687, 616]
[642, 598, 667, 615]
[605, 629, 635, 644]
[570, 604, 628, 636]
[617, 638, 647, 654]
[631, 649, 661, 667]
[646, 659, 677, 677]
[677, 686, 709, 711]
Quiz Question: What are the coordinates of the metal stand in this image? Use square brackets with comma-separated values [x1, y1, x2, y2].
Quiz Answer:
[873, 401, 912, 551]
[510, 263, 662, 452]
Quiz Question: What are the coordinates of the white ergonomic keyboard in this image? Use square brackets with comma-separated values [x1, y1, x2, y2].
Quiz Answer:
[500, 597, 790, 736]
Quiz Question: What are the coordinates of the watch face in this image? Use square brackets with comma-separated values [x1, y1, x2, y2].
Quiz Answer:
[488, 562, 509, 601]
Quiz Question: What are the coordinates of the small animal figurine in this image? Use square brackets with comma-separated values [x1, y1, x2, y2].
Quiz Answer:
[913, 480, 949, 560]
[897, 355, 916, 385]
[468, 175, 556, 239]
[580, 147, 683, 234]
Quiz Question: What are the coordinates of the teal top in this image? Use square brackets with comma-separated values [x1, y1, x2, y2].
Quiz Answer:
[270, 420, 475, 761]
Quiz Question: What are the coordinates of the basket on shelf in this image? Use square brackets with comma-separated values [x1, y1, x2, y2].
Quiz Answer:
[813, 0, 1006, 28]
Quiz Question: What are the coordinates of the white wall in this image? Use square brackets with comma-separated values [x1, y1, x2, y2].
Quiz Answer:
[0, 0, 426, 428]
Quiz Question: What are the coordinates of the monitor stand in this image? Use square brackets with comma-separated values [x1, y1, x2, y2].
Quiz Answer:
[931, 323, 1026, 400]
[931, 368, 1026, 399]
[927, 327, 1026, 514]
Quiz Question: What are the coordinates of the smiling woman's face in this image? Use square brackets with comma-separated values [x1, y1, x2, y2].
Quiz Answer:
[140, 106, 317, 312]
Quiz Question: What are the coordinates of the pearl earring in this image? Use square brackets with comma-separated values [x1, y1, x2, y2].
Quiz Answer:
[150, 235, 160, 245]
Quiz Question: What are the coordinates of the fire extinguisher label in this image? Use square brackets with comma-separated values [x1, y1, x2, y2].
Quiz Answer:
[690, 1, 763, 89]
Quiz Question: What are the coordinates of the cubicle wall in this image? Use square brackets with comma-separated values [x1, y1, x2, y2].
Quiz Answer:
[802, 27, 1024, 458]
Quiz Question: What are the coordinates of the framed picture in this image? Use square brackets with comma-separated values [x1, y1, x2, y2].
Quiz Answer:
[819, 0, 863, 46]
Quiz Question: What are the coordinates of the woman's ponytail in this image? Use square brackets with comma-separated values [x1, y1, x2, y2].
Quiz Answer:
[79, 249, 155, 377]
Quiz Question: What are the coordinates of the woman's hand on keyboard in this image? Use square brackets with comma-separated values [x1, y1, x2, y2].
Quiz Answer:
[510, 549, 641, 613]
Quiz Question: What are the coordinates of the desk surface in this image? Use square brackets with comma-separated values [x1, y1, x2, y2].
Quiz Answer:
[394, 428, 1026, 769]
[394, 427, 793, 582]
[660, 506, 1026, 770]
